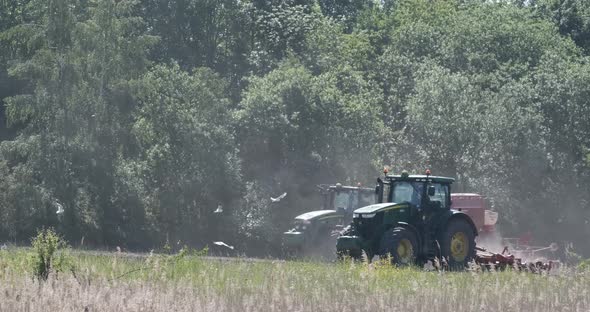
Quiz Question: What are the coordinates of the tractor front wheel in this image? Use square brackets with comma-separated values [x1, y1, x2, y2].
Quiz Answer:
[379, 227, 418, 266]
[441, 219, 476, 270]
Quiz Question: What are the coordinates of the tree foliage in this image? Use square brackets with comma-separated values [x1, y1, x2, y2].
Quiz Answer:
[126, 63, 239, 245]
[2, 0, 590, 256]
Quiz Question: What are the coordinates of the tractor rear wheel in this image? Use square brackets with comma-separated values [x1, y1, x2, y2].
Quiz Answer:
[441, 219, 476, 270]
[379, 227, 418, 266]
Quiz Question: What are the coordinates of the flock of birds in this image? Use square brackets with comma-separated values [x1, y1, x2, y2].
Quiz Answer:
[213, 192, 287, 215]
[24, 192, 289, 253]
[212, 192, 287, 251]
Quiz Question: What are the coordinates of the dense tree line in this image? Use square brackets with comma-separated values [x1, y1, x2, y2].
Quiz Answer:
[1, 0, 590, 256]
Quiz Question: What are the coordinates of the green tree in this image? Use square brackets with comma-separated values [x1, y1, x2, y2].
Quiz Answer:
[249, 3, 322, 73]
[1, 0, 157, 244]
[523, 55, 590, 246]
[379, 0, 589, 248]
[128, 63, 239, 246]
[235, 61, 385, 249]
[0, 0, 33, 141]
[233, 181, 275, 253]
[317, 0, 375, 31]
[1, 0, 79, 241]
[536, 0, 590, 54]
[301, 16, 380, 74]
[142, 0, 252, 98]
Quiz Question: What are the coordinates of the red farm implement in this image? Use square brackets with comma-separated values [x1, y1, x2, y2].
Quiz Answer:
[451, 194, 558, 272]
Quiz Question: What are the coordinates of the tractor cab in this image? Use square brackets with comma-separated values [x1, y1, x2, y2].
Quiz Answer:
[337, 170, 478, 269]
[375, 170, 452, 212]
[320, 184, 376, 216]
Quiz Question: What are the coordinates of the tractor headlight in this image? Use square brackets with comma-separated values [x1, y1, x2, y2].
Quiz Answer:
[353, 213, 360, 218]
[362, 213, 376, 218]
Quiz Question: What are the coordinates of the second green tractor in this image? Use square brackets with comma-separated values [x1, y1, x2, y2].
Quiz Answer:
[282, 184, 375, 259]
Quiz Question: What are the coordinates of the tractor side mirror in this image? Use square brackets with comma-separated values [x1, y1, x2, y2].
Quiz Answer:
[375, 177, 383, 194]
[428, 186, 436, 196]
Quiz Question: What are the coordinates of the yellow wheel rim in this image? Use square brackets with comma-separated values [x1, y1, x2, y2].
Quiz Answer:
[396, 239, 414, 263]
[450, 232, 469, 262]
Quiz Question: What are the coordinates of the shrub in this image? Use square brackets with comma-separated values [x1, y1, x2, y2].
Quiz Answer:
[30, 228, 71, 280]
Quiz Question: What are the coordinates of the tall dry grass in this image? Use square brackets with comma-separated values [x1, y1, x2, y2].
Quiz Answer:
[0, 248, 589, 311]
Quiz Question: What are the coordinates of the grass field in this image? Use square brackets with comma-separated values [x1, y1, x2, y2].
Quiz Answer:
[0, 247, 589, 312]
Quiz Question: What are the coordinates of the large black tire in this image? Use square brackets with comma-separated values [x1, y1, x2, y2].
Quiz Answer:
[440, 219, 476, 270]
[379, 227, 419, 266]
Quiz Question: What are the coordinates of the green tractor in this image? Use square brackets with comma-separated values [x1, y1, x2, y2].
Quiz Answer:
[282, 184, 376, 259]
[336, 171, 477, 269]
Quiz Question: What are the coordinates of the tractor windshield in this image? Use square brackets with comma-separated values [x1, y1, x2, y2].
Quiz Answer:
[391, 181, 424, 208]
[348, 191, 375, 211]
[358, 192, 375, 208]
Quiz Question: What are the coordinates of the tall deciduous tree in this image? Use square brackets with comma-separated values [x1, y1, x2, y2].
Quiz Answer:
[1, 0, 590, 257]
[128, 64, 239, 246]
[235, 61, 385, 248]
[537, 0, 590, 54]
[1, 0, 157, 244]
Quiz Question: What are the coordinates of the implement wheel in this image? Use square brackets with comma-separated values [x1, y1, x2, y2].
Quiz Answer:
[441, 219, 476, 270]
[379, 227, 418, 266]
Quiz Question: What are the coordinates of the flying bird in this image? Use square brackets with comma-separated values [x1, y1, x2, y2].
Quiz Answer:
[55, 202, 64, 215]
[213, 241, 234, 250]
[213, 204, 223, 214]
[270, 192, 287, 203]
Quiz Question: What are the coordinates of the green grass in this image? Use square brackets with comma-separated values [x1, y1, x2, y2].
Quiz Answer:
[1, 247, 589, 311]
